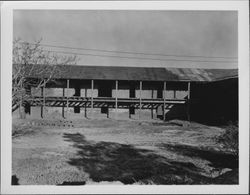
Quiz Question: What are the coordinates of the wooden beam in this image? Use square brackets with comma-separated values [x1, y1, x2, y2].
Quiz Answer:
[66, 79, 69, 118]
[163, 81, 166, 121]
[139, 81, 142, 120]
[91, 80, 94, 117]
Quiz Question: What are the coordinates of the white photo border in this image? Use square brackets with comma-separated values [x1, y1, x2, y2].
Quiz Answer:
[1, 1, 249, 194]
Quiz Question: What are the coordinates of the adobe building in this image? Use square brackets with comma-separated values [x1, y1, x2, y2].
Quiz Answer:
[13, 64, 238, 125]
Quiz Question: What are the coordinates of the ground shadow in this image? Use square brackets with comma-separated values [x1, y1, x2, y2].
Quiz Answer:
[158, 143, 238, 184]
[158, 143, 238, 169]
[63, 133, 236, 185]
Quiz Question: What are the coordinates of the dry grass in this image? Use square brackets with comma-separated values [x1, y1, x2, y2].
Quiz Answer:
[214, 122, 238, 155]
[12, 118, 238, 185]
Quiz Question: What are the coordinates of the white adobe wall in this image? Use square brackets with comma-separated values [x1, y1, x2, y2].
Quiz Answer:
[31, 87, 187, 99]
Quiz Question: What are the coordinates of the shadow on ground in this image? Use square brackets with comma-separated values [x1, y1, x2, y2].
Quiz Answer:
[63, 133, 238, 185]
[158, 143, 238, 169]
[158, 143, 239, 184]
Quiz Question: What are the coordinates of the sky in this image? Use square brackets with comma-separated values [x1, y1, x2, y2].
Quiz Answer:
[13, 10, 238, 69]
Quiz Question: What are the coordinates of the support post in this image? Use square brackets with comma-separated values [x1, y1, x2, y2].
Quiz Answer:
[40, 87, 43, 118]
[107, 107, 109, 118]
[62, 88, 65, 118]
[163, 81, 166, 121]
[66, 79, 69, 118]
[156, 85, 162, 118]
[151, 89, 154, 119]
[129, 82, 135, 119]
[84, 87, 87, 118]
[115, 80, 118, 115]
[139, 81, 142, 120]
[74, 86, 81, 113]
[91, 80, 94, 117]
[187, 82, 191, 122]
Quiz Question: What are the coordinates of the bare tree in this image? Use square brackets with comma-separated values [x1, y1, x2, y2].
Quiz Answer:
[12, 38, 78, 118]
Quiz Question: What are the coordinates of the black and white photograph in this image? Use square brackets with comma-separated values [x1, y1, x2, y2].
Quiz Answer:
[1, 1, 249, 194]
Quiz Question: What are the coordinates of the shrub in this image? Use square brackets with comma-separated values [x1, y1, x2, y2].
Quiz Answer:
[216, 122, 238, 155]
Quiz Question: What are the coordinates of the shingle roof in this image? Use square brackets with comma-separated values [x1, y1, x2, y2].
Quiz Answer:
[167, 68, 238, 81]
[20, 64, 238, 82]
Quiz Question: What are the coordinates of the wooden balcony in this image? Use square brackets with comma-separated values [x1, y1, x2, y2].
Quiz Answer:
[26, 96, 186, 109]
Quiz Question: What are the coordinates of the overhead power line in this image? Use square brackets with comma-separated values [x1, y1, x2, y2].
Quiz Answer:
[21, 41, 238, 60]
[43, 49, 238, 63]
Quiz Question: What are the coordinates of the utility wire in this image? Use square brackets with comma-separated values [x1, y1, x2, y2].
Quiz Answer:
[21, 41, 238, 60]
[43, 49, 238, 63]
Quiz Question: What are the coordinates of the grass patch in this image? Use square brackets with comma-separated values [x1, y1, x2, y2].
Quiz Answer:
[12, 123, 41, 137]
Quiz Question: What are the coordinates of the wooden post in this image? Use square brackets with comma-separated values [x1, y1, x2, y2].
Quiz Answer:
[163, 81, 166, 121]
[66, 79, 69, 118]
[40, 87, 43, 118]
[156, 85, 162, 118]
[151, 89, 154, 119]
[115, 80, 118, 115]
[84, 87, 87, 118]
[91, 80, 94, 117]
[187, 82, 191, 122]
[73, 86, 81, 113]
[62, 88, 65, 118]
[107, 107, 109, 118]
[188, 82, 191, 99]
[139, 81, 142, 120]
[129, 82, 135, 119]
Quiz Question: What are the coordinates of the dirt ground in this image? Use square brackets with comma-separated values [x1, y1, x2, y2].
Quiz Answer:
[12, 117, 238, 185]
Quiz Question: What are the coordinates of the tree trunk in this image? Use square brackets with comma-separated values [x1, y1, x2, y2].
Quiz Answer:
[19, 104, 26, 119]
